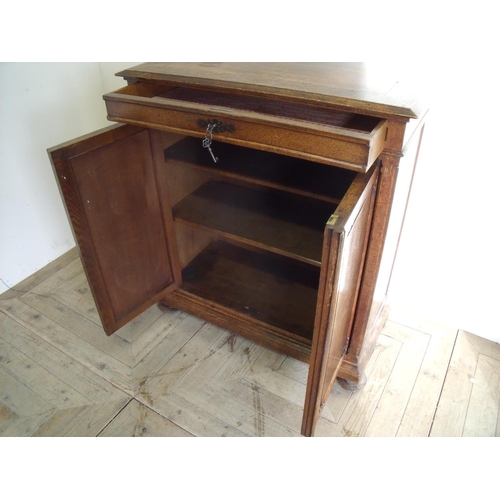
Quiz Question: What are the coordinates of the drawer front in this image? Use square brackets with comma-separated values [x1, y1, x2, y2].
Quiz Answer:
[104, 83, 388, 172]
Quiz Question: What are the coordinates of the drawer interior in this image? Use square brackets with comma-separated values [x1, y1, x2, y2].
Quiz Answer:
[112, 82, 382, 132]
[161, 87, 381, 132]
[163, 135, 363, 347]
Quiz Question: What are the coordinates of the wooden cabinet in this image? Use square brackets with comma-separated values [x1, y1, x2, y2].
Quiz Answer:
[48, 63, 427, 436]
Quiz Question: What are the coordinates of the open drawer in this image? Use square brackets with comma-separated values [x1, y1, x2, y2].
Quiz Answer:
[103, 82, 388, 172]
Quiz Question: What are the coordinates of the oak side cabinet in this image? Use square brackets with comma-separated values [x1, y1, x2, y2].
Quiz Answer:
[48, 63, 428, 436]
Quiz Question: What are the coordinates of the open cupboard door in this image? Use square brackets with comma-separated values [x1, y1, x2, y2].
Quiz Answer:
[302, 163, 379, 436]
[48, 124, 181, 334]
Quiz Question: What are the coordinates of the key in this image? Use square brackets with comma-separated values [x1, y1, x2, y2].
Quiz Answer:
[202, 123, 219, 163]
[207, 145, 219, 163]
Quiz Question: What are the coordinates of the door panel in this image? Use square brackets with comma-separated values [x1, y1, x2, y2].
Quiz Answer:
[48, 124, 180, 334]
[302, 163, 379, 436]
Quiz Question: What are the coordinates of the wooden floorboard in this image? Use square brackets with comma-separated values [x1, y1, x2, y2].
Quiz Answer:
[1, 252, 500, 437]
[98, 399, 193, 437]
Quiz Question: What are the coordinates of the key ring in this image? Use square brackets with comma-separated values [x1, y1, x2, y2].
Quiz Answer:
[202, 123, 216, 147]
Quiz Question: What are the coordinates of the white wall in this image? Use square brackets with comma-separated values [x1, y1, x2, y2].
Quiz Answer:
[98, 62, 142, 94]
[1, 63, 105, 292]
[0, 62, 138, 294]
[1, 62, 499, 344]
[388, 64, 500, 343]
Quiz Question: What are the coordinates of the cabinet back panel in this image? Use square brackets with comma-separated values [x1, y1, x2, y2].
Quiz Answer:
[165, 137, 356, 203]
[173, 181, 336, 266]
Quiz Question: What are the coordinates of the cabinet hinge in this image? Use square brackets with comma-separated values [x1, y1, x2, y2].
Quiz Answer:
[342, 343, 349, 356]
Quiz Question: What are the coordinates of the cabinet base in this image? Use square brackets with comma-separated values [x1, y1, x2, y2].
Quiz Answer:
[337, 374, 367, 391]
[157, 302, 178, 313]
[159, 289, 312, 362]
[337, 299, 390, 385]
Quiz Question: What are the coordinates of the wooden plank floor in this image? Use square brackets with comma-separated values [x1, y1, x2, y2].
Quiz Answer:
[1, 248, 499, 437]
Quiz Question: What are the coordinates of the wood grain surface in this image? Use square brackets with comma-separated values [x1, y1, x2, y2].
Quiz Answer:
[2, 251, 496, 437]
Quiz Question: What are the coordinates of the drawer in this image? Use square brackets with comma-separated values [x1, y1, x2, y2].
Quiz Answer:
[104, 82, 388, 172]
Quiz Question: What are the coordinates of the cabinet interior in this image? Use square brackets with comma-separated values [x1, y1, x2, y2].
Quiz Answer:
[163, 135, 358, 346]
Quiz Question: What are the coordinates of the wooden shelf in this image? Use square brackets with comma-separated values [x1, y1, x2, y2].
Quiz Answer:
[179, 241, 320, 343]
[165, 137, 356, 204]
[172, 180, 336, 266]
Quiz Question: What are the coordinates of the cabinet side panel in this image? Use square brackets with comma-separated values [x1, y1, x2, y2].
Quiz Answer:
[342, 123, 425, 382]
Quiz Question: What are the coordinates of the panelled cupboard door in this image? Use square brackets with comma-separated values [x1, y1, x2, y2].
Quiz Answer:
[302, 163, 379, 436]
[48, 124, 180, 334]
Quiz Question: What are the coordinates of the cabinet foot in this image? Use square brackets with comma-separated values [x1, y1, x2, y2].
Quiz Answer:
[337, 374, 367, 391]
[157, 302, 177, 313]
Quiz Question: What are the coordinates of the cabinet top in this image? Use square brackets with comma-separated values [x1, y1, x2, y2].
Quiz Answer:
[117, 62, 428, 120]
